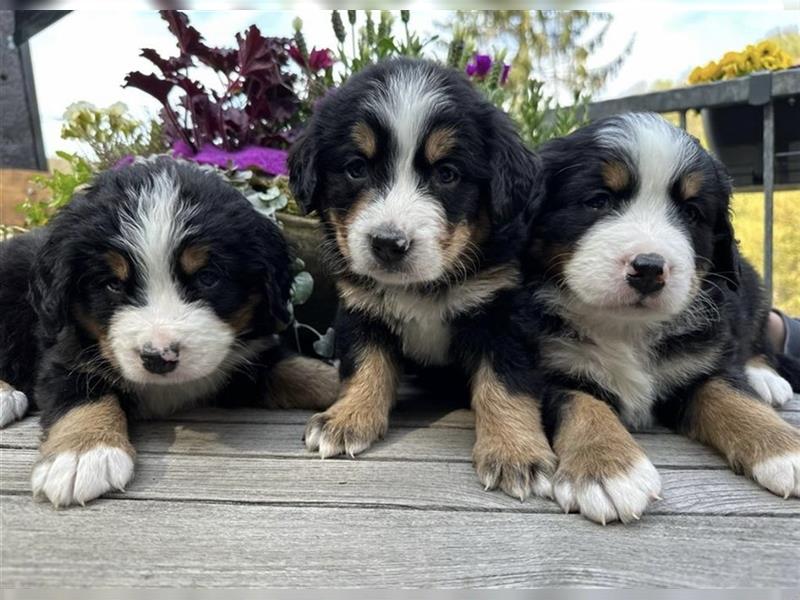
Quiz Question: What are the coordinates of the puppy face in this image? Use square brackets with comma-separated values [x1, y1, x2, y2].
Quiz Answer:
[533, 113, 736, 322]
[34, 159, 291, 387]
[289, 58, 540, 287]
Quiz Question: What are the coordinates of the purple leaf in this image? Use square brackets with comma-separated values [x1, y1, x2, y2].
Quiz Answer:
[123, 72, 174, 104]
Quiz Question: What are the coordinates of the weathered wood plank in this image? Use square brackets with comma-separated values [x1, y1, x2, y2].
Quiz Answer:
[2, 495, 798, 587]
[0, 417, 730, 468]
[3, 448, 798, 516]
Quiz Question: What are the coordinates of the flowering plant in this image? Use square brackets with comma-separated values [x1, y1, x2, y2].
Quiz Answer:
[689, 40, 795, 84]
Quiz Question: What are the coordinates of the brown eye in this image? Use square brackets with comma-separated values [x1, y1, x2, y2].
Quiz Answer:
[585, 193, 611, 210]
[197, 270, 220, 289]
[434, 163, 459, 185]
[105, 279, 124, 295]
[345, 158, 367, 180]
[682, 202, 704, 224]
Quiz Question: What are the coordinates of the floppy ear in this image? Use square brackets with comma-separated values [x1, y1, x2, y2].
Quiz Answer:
[31, 228, 74, 345]
[712, 206, 740, 291]
[253, 217, 293, 326]
[287, 127, 320, 216]
[488, 110, 544, 231]
[709, 155, 740, 291]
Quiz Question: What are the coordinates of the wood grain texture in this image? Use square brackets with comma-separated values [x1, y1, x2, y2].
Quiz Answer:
[2, 496, 798, 588]
[2, 448, 799, 516]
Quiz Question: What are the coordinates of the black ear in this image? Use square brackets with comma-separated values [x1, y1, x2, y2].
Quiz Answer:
[31, 228, 74, 345]
[488, 110, 544, 231]
[712, 206, 740, 291]
[287, 127, 319, 216]
[253, 217, 293, 326]
[709, 154, 740, 291]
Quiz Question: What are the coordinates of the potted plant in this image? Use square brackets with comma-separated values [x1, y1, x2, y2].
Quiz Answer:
[689, 41, 800, 187]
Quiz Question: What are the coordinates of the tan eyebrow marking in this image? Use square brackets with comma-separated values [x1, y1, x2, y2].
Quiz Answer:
[179, 245, 210, 275]
[680, 171, 704, 200]
[351, 122, 377, 158]
[105, 251, 129, 281]
[600, 161, 631, 192]
[424, 127, 457, 164]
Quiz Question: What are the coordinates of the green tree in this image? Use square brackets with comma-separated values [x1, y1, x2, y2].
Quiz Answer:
[446, 11, 633, 103]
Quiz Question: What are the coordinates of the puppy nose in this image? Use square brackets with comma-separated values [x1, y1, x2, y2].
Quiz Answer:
[140, 342, 180, 375]
[370, 227, 411, 265]
[626, 253, 666, 296]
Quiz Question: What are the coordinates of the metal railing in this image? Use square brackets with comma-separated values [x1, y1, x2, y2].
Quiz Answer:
[582, 69, 800, 302]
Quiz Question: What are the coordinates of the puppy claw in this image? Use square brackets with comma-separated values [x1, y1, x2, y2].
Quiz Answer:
[474, 452, 555, 502]
[304, 410, 385, 459]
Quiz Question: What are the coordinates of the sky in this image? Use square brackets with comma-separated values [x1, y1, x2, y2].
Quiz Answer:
[28, 9, 799, 157]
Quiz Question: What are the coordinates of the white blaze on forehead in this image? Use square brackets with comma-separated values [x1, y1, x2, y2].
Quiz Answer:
[108, 170, 235, 388]
[563, 114, 698, 317]
[349, 65, 451, 285]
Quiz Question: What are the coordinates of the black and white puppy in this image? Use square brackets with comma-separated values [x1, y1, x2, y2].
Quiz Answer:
[0, 158, 338, 507]
[289, 58, 556, 500]
[523, 113, 800, 524]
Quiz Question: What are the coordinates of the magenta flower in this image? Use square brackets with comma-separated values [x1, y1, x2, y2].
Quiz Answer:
[500, 64, 511, 85]
[114, 155, 136, 169]
[289, 45, 334, 72]
[308, 48, 334, 71]
[172, 140, 288, 176]
[465, 54, 492, 78]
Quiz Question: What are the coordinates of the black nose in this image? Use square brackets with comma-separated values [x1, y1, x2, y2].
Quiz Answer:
[370, 228, 411, 266]
[627, 253, 666, 296]
[140, 343, 180, 375]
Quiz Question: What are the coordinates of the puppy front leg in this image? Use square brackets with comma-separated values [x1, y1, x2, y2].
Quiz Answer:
[31, 395, 135, 507]
[305, 344, 399, 458]
[552, 392, 661, 524]
[685, 377, 800, 498]
[471, 360, 556, 501]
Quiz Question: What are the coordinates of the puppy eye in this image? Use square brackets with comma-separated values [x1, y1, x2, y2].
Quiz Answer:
[345, 158, 367, 180]
[682, 201, 705, 224]
[197, 270, 220, 289]
[434, 164, 460, 185]
[585, 193, 611, 210]
[105, 279, 124, 295]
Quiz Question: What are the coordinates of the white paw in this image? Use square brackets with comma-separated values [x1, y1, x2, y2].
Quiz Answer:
[746, 365, 794, 407]
[554, 457, 662, 525]
[303, 412, 381, 459]
[31, 446, 134, 507]
[752, 453, 800, 498]
[0, 388, 28, 428]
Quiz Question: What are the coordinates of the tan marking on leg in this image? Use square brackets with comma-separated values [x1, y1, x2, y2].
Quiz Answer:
[554, 392, 646, 480]
[680, 171, 704, 200]
[601, 161, 630, 192]
[264, 355, 340, 410]
[687, 378, 800, 475]
[471, 361, 556, 500]
[352, 121, 377, 158]
[305, 345, 399, 457]
[424, 127, 457, 164]
[105, 251, 129, 282]
[179, 244, 209, 275]
[0, 380, 14, 393]
[40, 395, 134, 458]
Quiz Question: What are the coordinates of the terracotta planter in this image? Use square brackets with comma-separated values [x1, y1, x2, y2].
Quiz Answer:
[1, 168, 42, 227]
[277, 212, 338, 336]
[702, 94, 800, 188]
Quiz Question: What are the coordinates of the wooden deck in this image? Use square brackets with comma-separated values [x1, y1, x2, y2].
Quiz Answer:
[1, 389, 799, 588]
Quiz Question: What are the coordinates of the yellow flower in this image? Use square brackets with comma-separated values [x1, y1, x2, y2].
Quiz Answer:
[690, 40, 793, 84]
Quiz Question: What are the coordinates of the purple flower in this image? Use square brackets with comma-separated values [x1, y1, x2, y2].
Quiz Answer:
[172, 141, 288, 176]
[308, 48, 334, 71]
[114, 155, 136, 169]
[465, 54, 492, 78]
[500, 64, 511, 85]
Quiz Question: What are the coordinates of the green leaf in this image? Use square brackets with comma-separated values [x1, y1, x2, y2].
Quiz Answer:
[290, 270, 314, 306]
[312, 327, 336, 358]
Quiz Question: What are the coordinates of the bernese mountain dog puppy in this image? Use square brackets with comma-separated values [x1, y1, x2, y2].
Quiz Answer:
[0, 158, 338, 507]
[288, 58, 557, 501]
[524, 113, 800, 524]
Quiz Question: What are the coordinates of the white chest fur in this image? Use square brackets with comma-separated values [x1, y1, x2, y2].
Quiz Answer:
[337, 267, 519, 367]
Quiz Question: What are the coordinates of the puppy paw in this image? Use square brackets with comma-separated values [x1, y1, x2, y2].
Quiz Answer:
[304, 408, 387, 459]
[554, 456, 662, 525]
[746, 364, 794, 407]
[0, 387, 28, 428]
[31, 446, 134, 507]
[473, 444, 556, 501]
[752, 452, 800, 498]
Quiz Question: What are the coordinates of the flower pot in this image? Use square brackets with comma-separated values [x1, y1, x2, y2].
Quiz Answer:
[277, 212, 338, 336]
[702, 94, 800, 188]
[0, 168, 41, 227]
